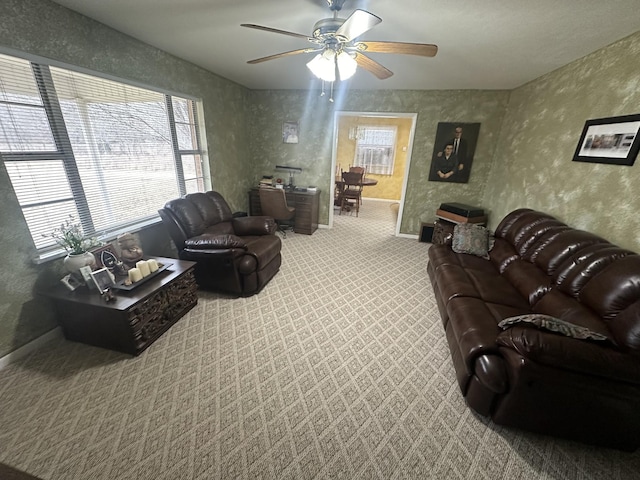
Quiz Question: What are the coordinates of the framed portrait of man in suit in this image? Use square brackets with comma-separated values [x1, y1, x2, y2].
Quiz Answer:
[428, 122, 481, 183]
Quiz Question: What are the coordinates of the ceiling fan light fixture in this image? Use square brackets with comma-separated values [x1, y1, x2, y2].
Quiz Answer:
[336, 51, 357, 80]
[306, 50, 336, 82]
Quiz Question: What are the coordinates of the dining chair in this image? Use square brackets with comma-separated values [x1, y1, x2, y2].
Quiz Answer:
[340, 171, 363, 216]
[348, 166, 365, 205]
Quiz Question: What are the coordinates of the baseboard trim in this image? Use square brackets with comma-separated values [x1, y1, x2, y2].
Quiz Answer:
[361, 197, 397, 203]
[397, 233, 419, 240]
[0, 328, 62, 371]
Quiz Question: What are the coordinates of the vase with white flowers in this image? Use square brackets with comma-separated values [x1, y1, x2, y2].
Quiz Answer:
[43, 216, 101, 273]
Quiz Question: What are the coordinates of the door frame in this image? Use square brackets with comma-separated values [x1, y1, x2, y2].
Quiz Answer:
[329, 110, 418, 236]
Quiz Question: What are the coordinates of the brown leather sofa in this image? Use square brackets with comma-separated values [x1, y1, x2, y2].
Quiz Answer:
[159, 191, 281, 296]
[427, 208, 640, 450]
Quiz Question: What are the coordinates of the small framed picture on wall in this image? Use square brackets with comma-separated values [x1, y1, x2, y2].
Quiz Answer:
[283, 121, 299, 144]
[573, 113, 640, 166]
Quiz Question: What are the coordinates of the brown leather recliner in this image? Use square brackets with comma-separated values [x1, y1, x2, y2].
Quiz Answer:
[159, 191, 282, 296]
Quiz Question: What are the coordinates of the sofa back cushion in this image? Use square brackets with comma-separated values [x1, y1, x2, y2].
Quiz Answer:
[515, 221, 569, 256]
[531, 230, 608, 275]
[553, 245, 635, 296]
[164, 197, 207, 238]
[579, 255, 640, 321]
[579, 255, 640, 352]
[164, 191, 234, 239]
[186, 192, 232, 226]
[494, 208, 535, 238]
[496, 210, 554, 245]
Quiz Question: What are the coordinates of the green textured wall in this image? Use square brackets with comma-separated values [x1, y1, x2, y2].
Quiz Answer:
[1, 0, 638, 359]
[0, 0, 251, 357]
[483, 31, 640, 251]
[249, 89, 510, 230]
[246, 90, 336, 219]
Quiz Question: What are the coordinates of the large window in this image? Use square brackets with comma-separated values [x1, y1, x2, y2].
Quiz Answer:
[0, 53, 208, 259]
[353, 126, 397, 175]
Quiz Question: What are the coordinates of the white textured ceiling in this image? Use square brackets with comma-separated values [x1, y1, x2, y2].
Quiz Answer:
[49, 0, 640, 91]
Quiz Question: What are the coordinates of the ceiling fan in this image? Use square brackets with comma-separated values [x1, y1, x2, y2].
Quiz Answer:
[241, 0, 438, 82]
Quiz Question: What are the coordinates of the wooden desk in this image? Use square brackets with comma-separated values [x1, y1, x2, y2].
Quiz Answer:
[42, 256, 197, 356]
[249, 188, 320, 235]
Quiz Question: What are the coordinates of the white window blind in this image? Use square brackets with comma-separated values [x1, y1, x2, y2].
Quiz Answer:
[353, 126, 397, 175]
[0, 52, 207, 258]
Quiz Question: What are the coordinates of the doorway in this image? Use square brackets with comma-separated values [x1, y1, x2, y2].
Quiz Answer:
[330, 111, 418, 236]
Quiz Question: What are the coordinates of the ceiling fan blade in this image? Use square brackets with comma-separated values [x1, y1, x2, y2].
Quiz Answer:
[247, 48, 317, 64]
[241, 24, 311, 41]
[356, 41, 438, 57]
[335, 9, 382, 41]
[354, 53, 393, 79]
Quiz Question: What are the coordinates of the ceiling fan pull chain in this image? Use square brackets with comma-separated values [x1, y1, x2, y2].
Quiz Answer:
[329, 81, 334, 103]
[320, 80, 326, 97]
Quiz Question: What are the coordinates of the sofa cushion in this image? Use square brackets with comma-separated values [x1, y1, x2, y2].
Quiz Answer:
[452, 224, 493, 259]
[501, 259, 552, 306]
[428, 243, 498, 273]
[437, 264, 530, 310]
[488, 238, 519, 273]
[498, 314, 608, 341]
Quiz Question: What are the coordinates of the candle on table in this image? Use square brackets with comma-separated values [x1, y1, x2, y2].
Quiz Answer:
[136, 260, 151, 277]
[147, 258, 159, 273]
[128, 268, 143, 283]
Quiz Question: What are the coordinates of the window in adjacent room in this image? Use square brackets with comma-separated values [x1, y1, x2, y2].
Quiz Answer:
[0, 52, 209, 260]
[352, 126, 397, 175]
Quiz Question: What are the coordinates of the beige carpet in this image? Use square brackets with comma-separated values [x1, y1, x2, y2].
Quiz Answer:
[1, 200, 639, 479]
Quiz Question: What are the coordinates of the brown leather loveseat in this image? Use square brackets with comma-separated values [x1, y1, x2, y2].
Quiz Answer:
[427, 208, 640, 450]
[159, 191, 281, 296]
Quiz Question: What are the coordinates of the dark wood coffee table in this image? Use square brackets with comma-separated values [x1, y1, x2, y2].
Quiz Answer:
[43, 256, 197, 356]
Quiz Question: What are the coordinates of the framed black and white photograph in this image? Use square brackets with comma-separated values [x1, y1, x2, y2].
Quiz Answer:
[573, 113, 640, 166]
[428, 122, 481, 183]
[78, 265, 94, 287]
[60, 273, 83, 291]
[90, 267, 115, 294]
[283, 121, 299, 144]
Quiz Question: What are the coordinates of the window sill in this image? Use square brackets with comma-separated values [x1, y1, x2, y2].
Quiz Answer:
[34, 216, 163, 265]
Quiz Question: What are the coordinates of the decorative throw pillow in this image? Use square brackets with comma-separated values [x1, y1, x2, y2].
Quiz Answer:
[498, 314, 608, 341]
[452, 223, 493, 259]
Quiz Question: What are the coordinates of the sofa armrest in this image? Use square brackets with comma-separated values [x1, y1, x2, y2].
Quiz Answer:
[474, 354, 508, 393]
[185, 234, 247, 250]
[232, 216, 277, 236]
[497, 325, 640, 385]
